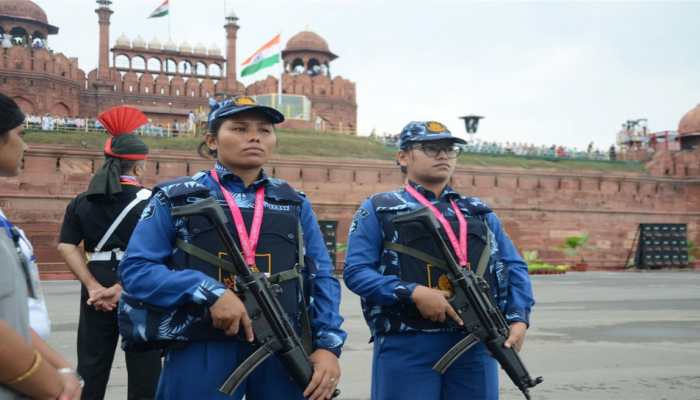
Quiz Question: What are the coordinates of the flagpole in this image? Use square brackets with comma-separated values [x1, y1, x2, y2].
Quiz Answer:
[168, 0, 172, 41]
[277, 31, 282, 109]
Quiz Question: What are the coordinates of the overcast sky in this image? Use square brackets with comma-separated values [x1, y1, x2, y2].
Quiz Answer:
[36, 0, 700, 149]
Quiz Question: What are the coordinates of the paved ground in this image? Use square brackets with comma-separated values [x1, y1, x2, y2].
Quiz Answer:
[42, 271, 700, 400]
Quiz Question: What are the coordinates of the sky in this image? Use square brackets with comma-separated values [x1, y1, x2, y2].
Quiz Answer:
[35, 0, 700, 150]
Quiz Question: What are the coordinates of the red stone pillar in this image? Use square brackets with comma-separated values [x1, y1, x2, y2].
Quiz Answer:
[95, 2, 113, 80]
[224, 14, 240, 94]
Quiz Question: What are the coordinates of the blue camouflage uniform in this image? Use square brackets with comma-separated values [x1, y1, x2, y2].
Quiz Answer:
[343, 121, 534, 400]
[119, 97, 346, 399]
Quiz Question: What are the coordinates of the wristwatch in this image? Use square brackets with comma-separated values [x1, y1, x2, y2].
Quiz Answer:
[57, 368, 85, 388]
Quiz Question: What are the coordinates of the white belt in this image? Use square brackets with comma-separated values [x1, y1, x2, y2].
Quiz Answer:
[87, 250, 124, 262]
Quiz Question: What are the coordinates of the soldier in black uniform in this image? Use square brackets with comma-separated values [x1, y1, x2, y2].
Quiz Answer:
[57, 106, 161, 400]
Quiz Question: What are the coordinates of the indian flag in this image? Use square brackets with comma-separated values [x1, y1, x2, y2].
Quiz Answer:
[148, 0, 169, 18]
[241, 34, 281, 78]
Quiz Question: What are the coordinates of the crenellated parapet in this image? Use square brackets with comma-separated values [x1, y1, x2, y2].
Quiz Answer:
[1, 2, 356, 133]
[246, 72, 357, 133]
[0, 46, 83, 116]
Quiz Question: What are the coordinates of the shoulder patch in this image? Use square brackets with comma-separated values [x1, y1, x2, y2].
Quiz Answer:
[458, 196, 493, 215]
[191, 170, 207, 181]
[349, 207, 370, 235]
[371, 191, 412, 212]
[154, 176, 210, 200]
[139, 202, 155, 221]
[266, 178, 304, 203]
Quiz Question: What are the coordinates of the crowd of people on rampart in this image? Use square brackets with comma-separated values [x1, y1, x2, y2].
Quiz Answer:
[28, 113, 685, 162]
[381, 134, 620, 161]
[24, 114, 197, 137]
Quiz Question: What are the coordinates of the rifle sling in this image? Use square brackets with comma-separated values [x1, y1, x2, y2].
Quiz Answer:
[384, 239, 491, 278]
[474, 226, 492, 278]
[175, 235, 313, 352]
[174, 238, 299, 284]
[296, 222, 314, 354]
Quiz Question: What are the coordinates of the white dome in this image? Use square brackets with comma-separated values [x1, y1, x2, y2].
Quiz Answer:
[179, 41, 192, 53]
[132, 35, 146, 49]
[194, 42, 207, 55]
[208, 43, 221, 56]
[148, 37, 162, 50]
[164, 39, 177, 51]
[226, 10, 238, 21]
[115, 33, 130, 47]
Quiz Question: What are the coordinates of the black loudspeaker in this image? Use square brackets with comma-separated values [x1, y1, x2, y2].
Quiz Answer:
[318, 220, 338, 271]
[634, 223, 688, 268]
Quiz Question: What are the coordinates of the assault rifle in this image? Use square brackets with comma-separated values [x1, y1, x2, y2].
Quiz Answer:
[393, 207, 542, 400]
[171, 197, 339, 398]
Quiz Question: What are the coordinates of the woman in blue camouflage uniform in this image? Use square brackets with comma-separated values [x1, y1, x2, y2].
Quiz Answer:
[119, 96, 345, 400]
[344, 121, 535, 400]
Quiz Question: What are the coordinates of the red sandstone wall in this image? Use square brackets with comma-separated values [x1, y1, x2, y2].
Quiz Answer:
[1, 47, 83, 116]
[1, 145, 699, 277]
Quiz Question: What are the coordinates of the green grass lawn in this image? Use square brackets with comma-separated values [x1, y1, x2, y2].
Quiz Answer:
[23, 129, 645, 173]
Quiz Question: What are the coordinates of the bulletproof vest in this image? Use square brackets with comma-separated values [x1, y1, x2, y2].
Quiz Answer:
[170, 201, 304, 331]
[371, 193, 500, 332]
[119, 174, 309, 349]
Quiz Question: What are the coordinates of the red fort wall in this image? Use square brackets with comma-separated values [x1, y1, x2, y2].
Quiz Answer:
[1, 145, 699, 277]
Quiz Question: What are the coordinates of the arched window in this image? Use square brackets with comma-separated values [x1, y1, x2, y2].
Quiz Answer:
[147, 58, 161, 72]
[31, 31, 45, 49]
[165, 59, 177, 74]
[115, 54, 130, 69]
[307, 58, 321, 76]
[291, 58, 304, 75]
[209, 64, 222, 77]
[196, 62, 207, 76]
[178, 60, 192, 75]
[132, 56, 146, 70]
[9, 27, 28, 46]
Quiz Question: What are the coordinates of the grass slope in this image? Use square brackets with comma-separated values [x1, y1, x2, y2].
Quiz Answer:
[23, 129, 645, 173]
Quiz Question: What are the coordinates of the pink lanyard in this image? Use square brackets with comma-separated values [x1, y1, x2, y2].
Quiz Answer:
[211, 169, 265, 266]
[404, 184, 469, 268]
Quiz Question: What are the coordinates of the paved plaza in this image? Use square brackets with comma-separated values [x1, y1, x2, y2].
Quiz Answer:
[42, 271, 700, 400]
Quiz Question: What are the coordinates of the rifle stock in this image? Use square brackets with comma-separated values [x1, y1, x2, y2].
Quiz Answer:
[393, 207, 542, 400]
[172, 197, 339, 398]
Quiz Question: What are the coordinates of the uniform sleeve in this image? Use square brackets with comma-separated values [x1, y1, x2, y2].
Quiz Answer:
[118, 192, 226, 309]
[343, 199, 418, 306]
[486, 212, 535, 326]
[58, 198, 83, 245]
[299, 198, 347, 356]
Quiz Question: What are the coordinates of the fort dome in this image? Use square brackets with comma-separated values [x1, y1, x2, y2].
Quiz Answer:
[285, 30, 330, 53]
[0, 0, 58, 34]
[678, 103, 700, 137]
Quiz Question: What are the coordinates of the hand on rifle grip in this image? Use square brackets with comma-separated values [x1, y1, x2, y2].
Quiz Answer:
[411, 285, 464, 325]
[209, 290, 254, 342]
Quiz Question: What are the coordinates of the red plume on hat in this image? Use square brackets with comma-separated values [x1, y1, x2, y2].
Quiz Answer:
[97, 106, 149, 160]
[98, 106, 148, 136]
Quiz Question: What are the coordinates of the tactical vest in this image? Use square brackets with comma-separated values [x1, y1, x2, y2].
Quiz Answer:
[369, 192, 505, 334]
[119, 173, 313, 350]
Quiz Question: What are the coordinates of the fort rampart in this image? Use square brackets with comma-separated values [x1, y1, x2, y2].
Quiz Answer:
[2, 145, 698, 277]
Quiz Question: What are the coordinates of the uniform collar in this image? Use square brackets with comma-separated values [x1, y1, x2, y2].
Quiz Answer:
[214, 162, 270, 189]
[406, 180, 460, 201]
